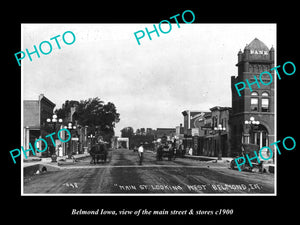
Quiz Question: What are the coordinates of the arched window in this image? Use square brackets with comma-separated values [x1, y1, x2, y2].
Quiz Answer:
[251, 92, 259, 111]
[262, 92, 269, 97]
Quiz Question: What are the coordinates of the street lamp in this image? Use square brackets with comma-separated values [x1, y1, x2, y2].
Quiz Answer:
[46, 114, 63, 162]
[64, 122, 77, 159]
[46, 114, 63, 124]
[214, 124, 226, 160]
[83, 125, 89, 154]
[88, 134, 95, 146]
[245, 116, 260, 126]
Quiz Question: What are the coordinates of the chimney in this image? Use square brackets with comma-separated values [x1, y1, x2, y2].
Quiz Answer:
[38, 93, 44, 101]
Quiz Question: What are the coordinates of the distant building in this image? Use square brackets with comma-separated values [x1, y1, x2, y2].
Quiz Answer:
[23, 94, 56, 157]
[230, 38, 275, 155]
[175, 123, 184, 138]
[117, 137, 129, 149]
[155, 128, 176, 140]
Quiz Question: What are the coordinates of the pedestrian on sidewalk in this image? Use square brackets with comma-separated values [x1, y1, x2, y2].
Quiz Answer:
[138, 143, 144, 165]
[189, 147, 193, 155]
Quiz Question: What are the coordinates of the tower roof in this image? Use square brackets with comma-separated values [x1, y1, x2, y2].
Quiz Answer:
[246, 38, 269, 52]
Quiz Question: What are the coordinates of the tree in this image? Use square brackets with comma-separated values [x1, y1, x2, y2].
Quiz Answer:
[121, 127, 134, 138]
[55, 97, 120, 142]
[124, 127, 155, 149]
[146, 128, 154, 135]
[140, 128, 146, 136]
[135, 129, 141, 135]
[55, 100, 79, 120]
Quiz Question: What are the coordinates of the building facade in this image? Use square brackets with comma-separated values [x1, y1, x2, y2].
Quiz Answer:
[23, 94, 56, 157]
[57, 101, 85, 156]
[155, 128, 176, 140]
[203, 106, 231, 157]
[182, 110, 209, 136]
[181, 110, 210, 155]
[230, 38, 275, 155]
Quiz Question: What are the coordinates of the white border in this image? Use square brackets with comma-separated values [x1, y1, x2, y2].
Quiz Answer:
[21, 24, 25, 195]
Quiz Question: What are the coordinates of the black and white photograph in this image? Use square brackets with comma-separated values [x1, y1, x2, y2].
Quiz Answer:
[3, 3, 299, 223]
[21, 23, 276, 195]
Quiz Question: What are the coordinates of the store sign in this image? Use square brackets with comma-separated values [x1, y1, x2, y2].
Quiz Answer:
[191, 128, 199, 136]
[191, 112, 207, 129]
[201, 127, 212, 131]
[190, 112, 205, 120]
[250, 49, 268, 55]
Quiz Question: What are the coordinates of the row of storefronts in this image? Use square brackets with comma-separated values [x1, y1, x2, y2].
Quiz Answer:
[23, 94, 88, 158]
[179, 107, 231, 158]
[177, 38, 275, 158]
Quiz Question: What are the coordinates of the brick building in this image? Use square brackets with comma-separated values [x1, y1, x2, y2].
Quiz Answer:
[204, 106, 231, 157]
[230, 38, 275, 155]
[23, 94, 56, 157]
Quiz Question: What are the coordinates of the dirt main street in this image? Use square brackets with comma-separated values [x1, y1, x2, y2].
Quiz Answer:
[23, 148, 275, 194]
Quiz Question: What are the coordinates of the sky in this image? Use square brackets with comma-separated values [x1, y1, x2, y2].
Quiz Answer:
[22, 23, 276, 136]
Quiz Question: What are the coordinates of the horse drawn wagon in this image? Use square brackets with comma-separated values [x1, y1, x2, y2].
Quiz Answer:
[90, 143, 108, 164]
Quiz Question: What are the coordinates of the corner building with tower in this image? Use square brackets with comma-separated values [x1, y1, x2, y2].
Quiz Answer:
[230, 38, 275, 154]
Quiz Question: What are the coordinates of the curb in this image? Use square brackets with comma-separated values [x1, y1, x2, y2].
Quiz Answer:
[23, 154, 91, 176]
[23, 163, 61, 177]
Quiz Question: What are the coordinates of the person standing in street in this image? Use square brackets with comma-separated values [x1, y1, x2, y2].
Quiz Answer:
[157, 143, 163, 161]
[90, 144, 97, 164]
[138, 143, 144, 165]
[172, 140, 177, 160]
[168, 142, 173, 161]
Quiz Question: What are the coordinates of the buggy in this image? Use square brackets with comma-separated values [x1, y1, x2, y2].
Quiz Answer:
[156, 143, 175, 161]
[230, 143, 263, 172]
[90, 143, 108, 164]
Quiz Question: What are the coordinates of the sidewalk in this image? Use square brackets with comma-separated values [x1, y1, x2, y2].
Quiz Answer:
[183, 154, 233, 163]
[23, 153, 90, 164]
[145, 149, 232, 163]
[23, 153, 90, 177]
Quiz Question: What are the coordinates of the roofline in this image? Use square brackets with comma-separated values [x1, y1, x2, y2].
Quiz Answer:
[210, 106, 232, 111]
